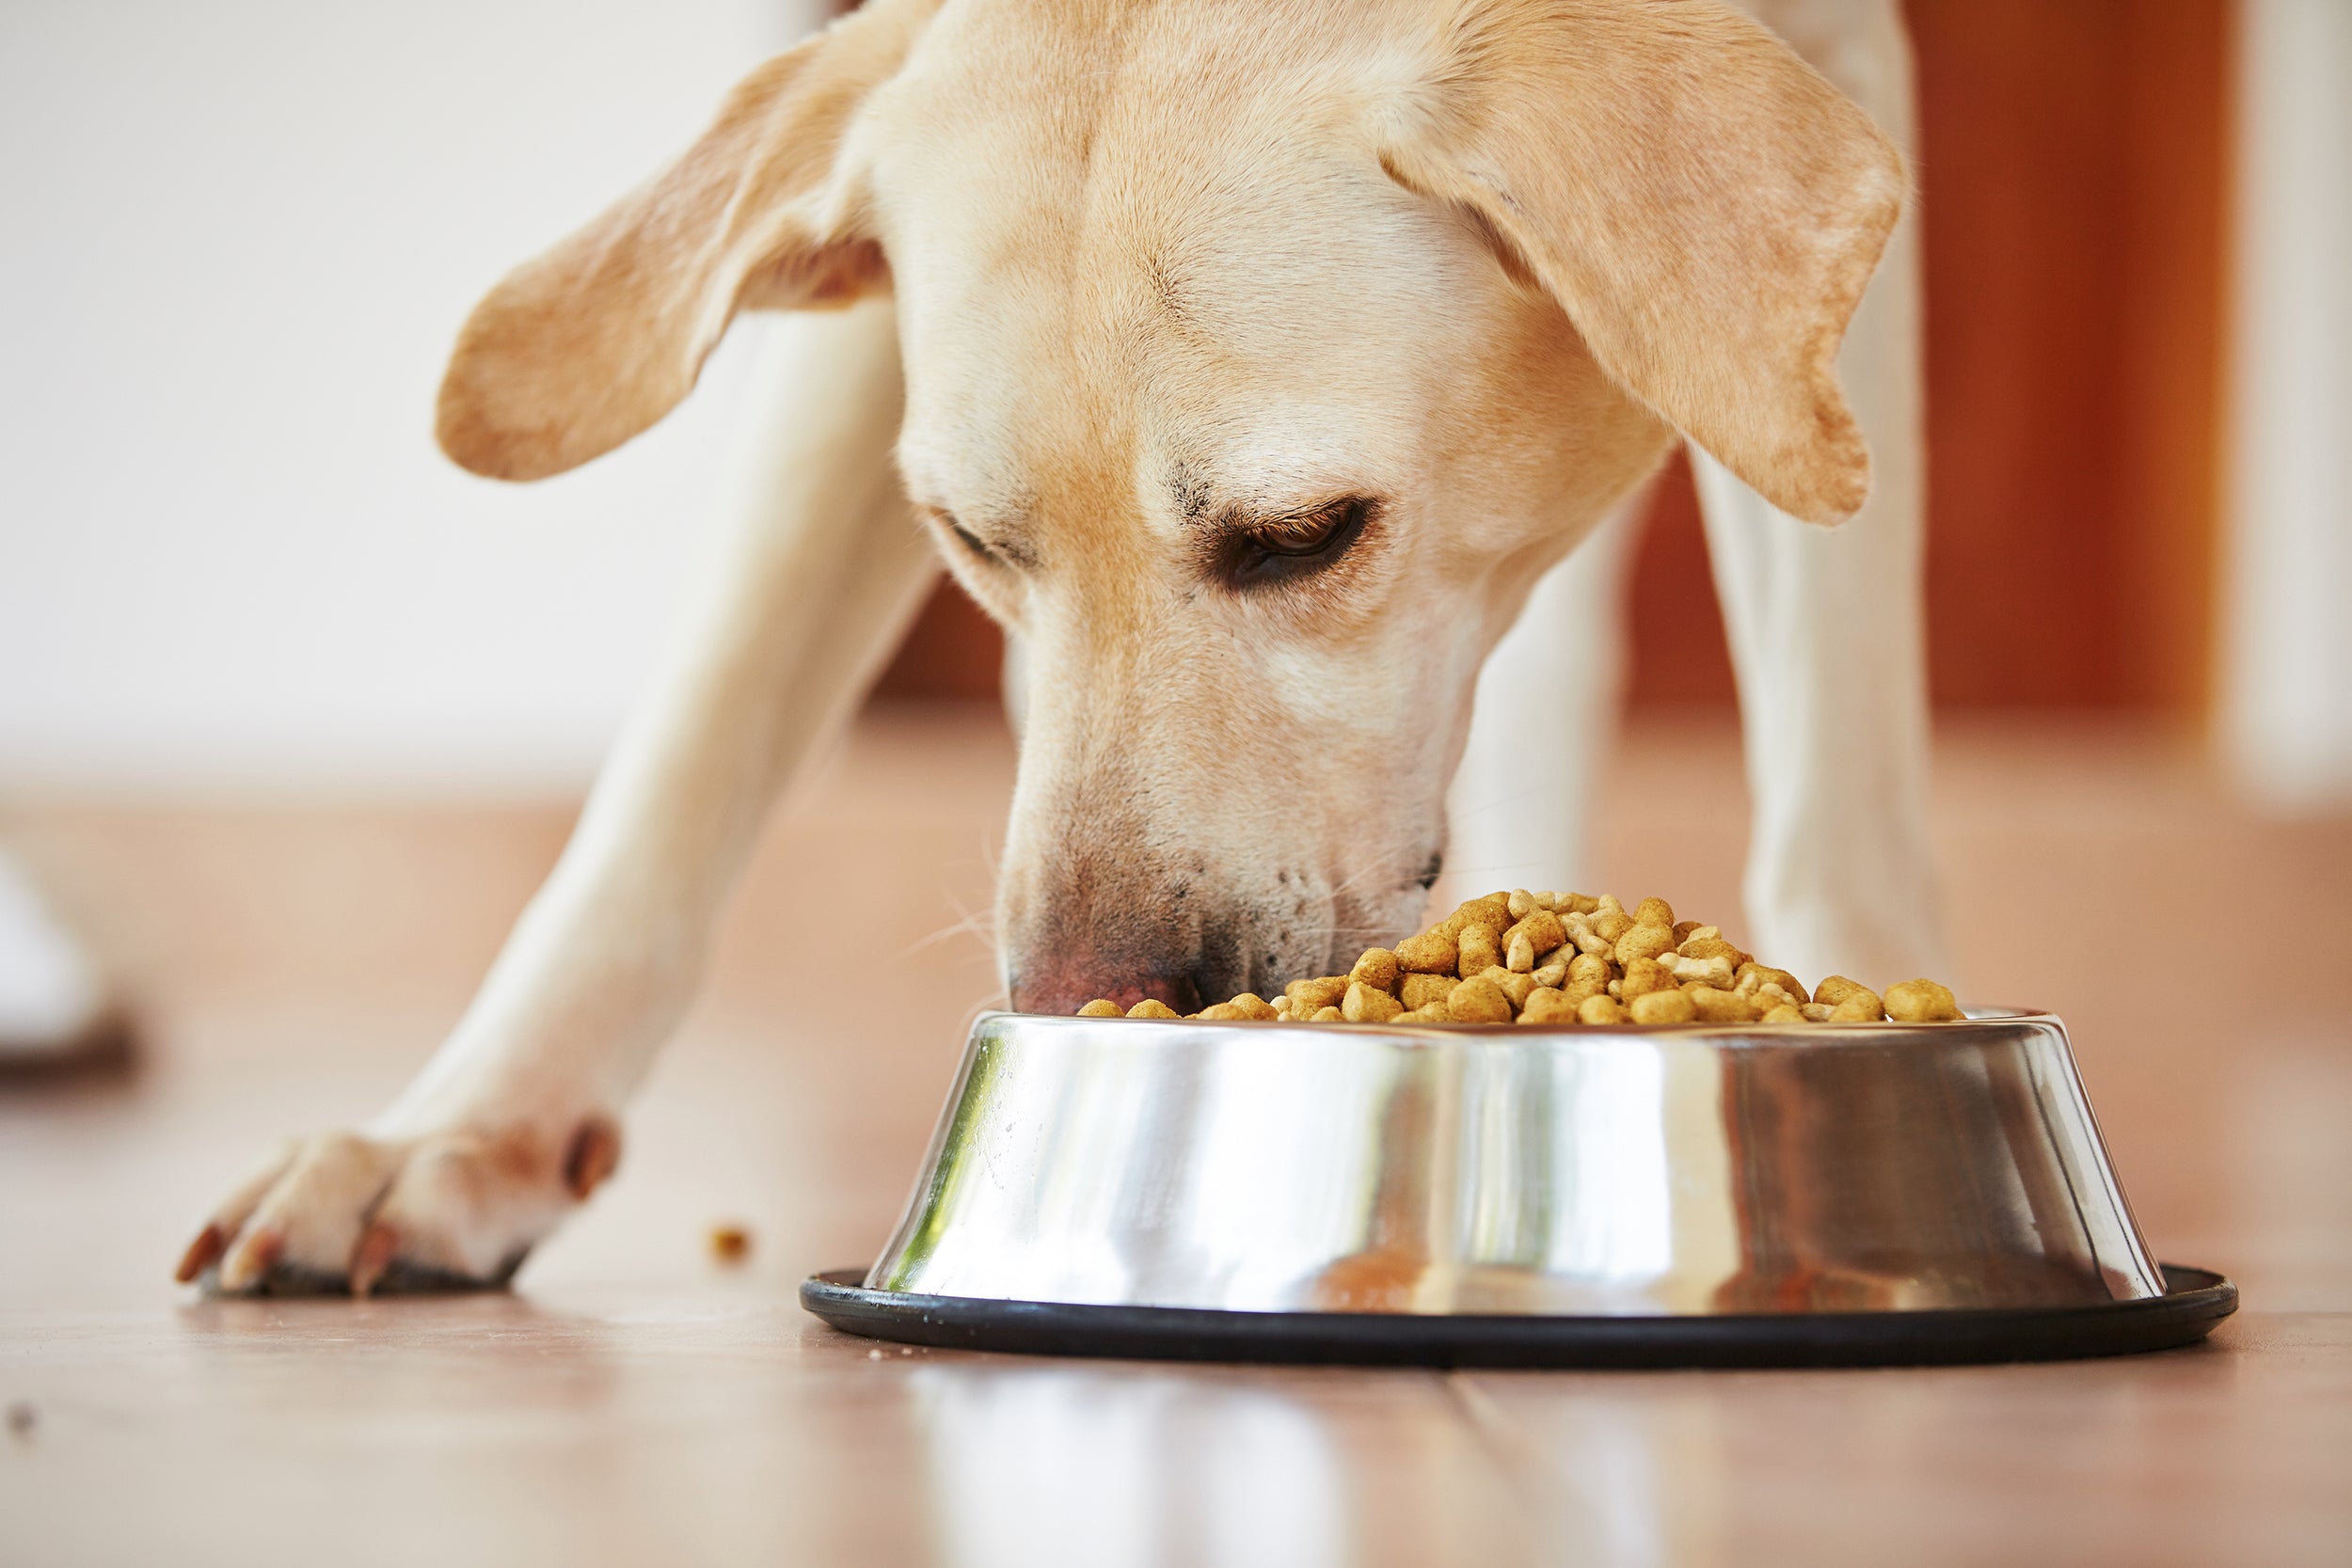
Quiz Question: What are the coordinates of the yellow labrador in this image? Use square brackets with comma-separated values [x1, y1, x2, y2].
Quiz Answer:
[181, 0, 1937, 1294]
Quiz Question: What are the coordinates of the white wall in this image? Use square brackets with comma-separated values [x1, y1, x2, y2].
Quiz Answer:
[0, 0, 831, 795]
[2220, 0, 2352, 809]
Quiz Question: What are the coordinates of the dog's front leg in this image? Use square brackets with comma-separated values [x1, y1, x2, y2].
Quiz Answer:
[177, 301, 935, 1294]
[1697, 0, 1951, 988]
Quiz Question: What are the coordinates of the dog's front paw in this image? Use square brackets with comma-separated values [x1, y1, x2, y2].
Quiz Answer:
[172, 1117, 621, 1296]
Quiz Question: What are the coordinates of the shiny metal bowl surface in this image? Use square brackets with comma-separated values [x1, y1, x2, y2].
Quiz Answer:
[865, 1009, 2165, 1316]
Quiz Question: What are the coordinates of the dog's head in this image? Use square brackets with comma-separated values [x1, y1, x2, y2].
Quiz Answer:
[437, 0, 1901, 1013]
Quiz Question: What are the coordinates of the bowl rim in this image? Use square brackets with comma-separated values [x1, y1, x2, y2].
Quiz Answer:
[980, 1006, 2055, 1044]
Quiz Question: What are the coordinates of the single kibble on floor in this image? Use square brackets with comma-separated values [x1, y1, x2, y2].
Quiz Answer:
[708, 1224, 752, 1265]
[1062, 889, 1962, 1030]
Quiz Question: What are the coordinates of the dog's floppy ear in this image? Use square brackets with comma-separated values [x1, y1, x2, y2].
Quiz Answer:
[437, 0, 936, 481]
[1384, 0, 1904, 524]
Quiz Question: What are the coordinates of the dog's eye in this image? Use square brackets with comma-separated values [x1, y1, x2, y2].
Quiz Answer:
[1219, 498, 1375, 590]
[925, 507, 1003, 567]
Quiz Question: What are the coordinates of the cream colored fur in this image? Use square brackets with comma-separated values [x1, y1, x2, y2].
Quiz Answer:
[181, 0, 1930, 1294]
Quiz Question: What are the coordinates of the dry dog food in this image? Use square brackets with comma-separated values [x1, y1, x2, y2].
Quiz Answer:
[1075, 890, 1962, 1026]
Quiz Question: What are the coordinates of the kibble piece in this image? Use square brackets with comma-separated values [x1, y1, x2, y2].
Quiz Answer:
[1198, 1002, 1249, 1020]
[1619, 957, 1679, 1001]
[1519, 987, 1579, 1024]
[1884, 978, 1962, 1022]
[708, 1224, 752, 1264]
[1343, 980, 1406, 1023]
[1457, 924, 1502, 977]
[1507, 888, 1542, 920]
[1400, 972, 1455, 1012]
[1394, 931, 1459, 974]
[1445, 975, 1514, 1023]
[1578, 993, 1629, 1024]
[1565, 913, 1613, 957]
[1287, 975, 1350, 1012]
[1229, 993, 1279, 1020]
[1558, 892, 1601, 915]
[1661, 952, 1735, 988]
[1476, 965, 1538, 1008]
[1684, 985, 1760, 1023]
[1077, 999, 1123, 1017]
[1592, 911, 1634, 945]
[1629, 989, 1698, 1024]
[1678, 936, 1744, 965]
[1813, 975, 1871, 1008]
[1614, 922, 1677, 967]
[1392, 1008, 1433, 1023]
[1736, 963, 1810, 1005]
[1800, 1003, 1836, 1022]
[1531, 952, 1570, 989]
[1310, 1006, 1344, 1022]
[1454, 895, 1513, 934]
[1672, 920, 1704, 943]
[1761, 1004, 1806, 1024]
[1828, 990, 1886, 1022]
[1349, 947, 1402, 993]
[1127, 999, 1180, 1019]
[1505, 907, 1562, 968]
[1635, 895, 1676, 928]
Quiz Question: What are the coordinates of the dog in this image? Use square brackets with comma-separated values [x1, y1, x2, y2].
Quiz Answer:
[177, 0, 1945, 1295]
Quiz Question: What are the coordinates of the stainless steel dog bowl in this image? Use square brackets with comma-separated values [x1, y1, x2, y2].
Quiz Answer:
[803, 1010, 2233, 1366]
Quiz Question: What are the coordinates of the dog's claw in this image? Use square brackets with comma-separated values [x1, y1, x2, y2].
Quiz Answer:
[563, 1117, 622, 1201]
[174, 1223, 226, 1284]
[348, 1221, 399, 1299]
[218, 1227, 284, 1292]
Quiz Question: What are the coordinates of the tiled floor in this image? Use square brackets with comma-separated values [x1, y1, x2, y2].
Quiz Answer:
[3, 708, 2348, 1566]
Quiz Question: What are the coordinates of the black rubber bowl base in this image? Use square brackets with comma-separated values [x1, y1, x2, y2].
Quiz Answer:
[801, 1264, 2234, 1370]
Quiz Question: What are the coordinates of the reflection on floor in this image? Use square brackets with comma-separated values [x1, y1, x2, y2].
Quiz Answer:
[3, 708, 2348, 1566]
